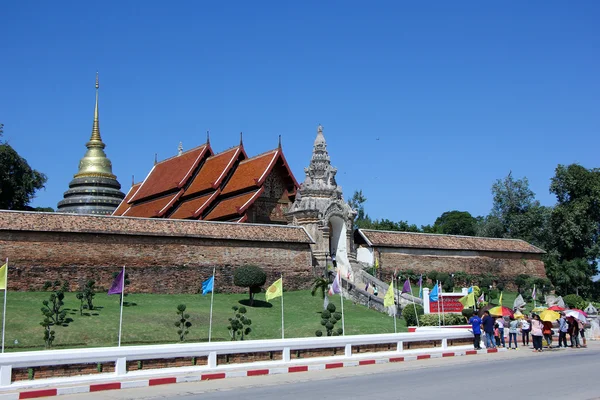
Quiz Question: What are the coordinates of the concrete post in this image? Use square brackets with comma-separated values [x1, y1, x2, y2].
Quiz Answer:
[115, 357, 127, 376]
[208, 352, 217, 368]
[282, 347, 291, 362]
[0, 365, 11, 387]
[345, 344, 352, 357]
[442, 338, 448, 349]
[397, 341, 403, 352]
[423, 287, 431, 314]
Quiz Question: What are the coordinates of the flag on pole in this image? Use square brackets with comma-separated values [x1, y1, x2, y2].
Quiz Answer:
[383, 280, 395, 307]
[401, 279, 411, 294]
[202, 276, 214, 295]
[477, 292, 485, 304]
[499, 291, 503, 306]
[265, 278, 283, 302]
[418, 275, 423, 298]
[374, 257, 379, 269]
[459, 292, 475, 308]
[429, 283, 439, 302]
[531, 285, 537, 300]
[108, 269, 124, 295]
[467, 286, 473, 294]
[328, 271, 341, 295]
[0, 263, 7, 290]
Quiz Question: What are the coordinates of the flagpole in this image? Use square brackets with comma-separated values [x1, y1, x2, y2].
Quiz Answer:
[411, 282, 420, 328]
[117, 266, 125, 347]
[280, 273, 284, 340]
[440, 282, 446, 327]
[340, 272, 345, 336]
[1, 258, 8, 353]
[208, 267, 215, 342]
[436, 281, 441, 329]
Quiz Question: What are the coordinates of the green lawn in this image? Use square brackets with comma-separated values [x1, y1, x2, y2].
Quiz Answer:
[0, 290, 406, 352]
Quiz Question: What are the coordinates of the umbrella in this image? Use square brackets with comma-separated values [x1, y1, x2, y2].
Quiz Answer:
[564, 310, 587, 323]
[513, 310, 526, 319]
[489, 306, 514, 317]
[567, 308, 588, 317]
[548, 305, 565, 311]
[532, 306, 547, 312]
[539, 309, 561, 322]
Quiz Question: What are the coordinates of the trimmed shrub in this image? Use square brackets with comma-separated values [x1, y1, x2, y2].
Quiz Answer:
[563, 294, 586, 310]
[420, 313, 466, 326]
[233, 265, 267, 306]
[402, 304, 424, 327]
[461, 308, 474, 319]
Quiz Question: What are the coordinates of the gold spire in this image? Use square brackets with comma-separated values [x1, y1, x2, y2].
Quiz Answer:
[74, 72, 116, 179]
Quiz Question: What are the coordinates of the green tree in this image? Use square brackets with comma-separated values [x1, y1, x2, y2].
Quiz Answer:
[41, 281, 69, 325]
[348, 190, 371, 228]
[227, 306, 252, 340]
[514, 274, 531, 294]
[311, 277, 329, 299]
[545, 164, 600, 295]
[432, 211, 477, 236]
[76, 280, 96, 314]
[0, 124, 48, 210]
[315, 302, 343, 337]
[175, 304, 192, 341]
[233, 265, 267, 306]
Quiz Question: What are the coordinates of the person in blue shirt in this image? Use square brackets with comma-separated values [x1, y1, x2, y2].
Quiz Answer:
[481, 311, 496, 349]
[469, 313, 482, 350]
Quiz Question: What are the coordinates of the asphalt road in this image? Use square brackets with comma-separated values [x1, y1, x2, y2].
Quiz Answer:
[61, 344, 600, 400]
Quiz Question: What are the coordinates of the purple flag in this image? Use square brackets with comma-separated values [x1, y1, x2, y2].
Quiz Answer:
[328, 271, 341, 295]
[401, 278, 411, 294]
[108, 268, 124, 295]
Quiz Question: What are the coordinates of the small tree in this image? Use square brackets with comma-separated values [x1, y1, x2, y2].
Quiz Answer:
[228, 306, 252, 340]
[311, 277, 329, 299]
[174, 304, 192, 342]
[316, 303, 343, 337]
[76, 280, 96, 315]
[40, 316, 55, 348]
[233, 265, 266, 306]
[41, 280, 68, 325]
[514, 274, 531, 294]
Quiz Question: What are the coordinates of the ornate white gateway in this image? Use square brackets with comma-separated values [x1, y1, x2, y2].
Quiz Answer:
[286, 125, 356, 280]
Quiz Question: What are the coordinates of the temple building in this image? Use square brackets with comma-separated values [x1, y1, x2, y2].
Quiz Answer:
[112, 135, 298, 224]
[57, 74, 125, 215]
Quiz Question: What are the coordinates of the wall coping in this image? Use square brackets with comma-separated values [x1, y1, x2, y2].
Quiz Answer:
[0, 210, 314, 244]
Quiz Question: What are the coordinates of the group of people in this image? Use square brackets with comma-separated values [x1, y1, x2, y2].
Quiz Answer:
[469, 311, 587, 352]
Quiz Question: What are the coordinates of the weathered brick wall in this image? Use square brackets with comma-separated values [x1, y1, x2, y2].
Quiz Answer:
[377, 250, 546, 284]
[0, 211, 314, 294]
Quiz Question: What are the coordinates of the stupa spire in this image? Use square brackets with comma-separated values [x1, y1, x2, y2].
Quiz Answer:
[90, 72, 103, 145]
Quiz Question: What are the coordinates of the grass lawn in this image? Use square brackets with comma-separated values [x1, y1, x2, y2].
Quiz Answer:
[0, 290, 406, 352]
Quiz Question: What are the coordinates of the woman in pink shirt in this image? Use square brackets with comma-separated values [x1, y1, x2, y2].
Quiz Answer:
[531, 314, 544, 352]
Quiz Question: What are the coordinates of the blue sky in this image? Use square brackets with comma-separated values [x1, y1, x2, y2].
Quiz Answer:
[2, 1, 599, 226]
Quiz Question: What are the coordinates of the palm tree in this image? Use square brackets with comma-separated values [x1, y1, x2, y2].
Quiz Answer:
[311, 277, 329, 299]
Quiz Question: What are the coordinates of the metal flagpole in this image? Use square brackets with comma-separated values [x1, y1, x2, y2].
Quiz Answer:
[280, 273, 285, 339]
[392, 272, 397, 333]
[117, 266, 125, 347]
[208, 267, 215, 342]
[340, 272, 345, 336]
[2, 258, 8, 353]
[410, 280, 420, 327]
[436, 281, 441, 329]
[440, 282, 446, 326]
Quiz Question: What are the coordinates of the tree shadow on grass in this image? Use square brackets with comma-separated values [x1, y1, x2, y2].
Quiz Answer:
[124, 302, 137, 307]
[238, 299, 273, 308]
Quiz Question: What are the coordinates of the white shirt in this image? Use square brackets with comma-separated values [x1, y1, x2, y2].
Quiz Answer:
[521, 320, 530, 330]
[496, 318, 504, 329]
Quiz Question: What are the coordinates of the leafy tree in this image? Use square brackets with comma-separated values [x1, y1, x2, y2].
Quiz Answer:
[41, 281, 69, 325]
[315, 302, 343, 337]
[432, 211, 477, 236]
[0, 124, 48, 210]
[514, 274, 531, 294]
[76, 280, 96, 315]
[348, 190, 371, 228]
[311, 277, 329, 299]
[227, 306, 252, 340]
[402, 304, 423, 327]
[545, 164, 600, 296]
[175, 304, 192, 342]
[563, 294, 586, 310]
[40, 317, 56, 348]
[233, 265, 267, 306]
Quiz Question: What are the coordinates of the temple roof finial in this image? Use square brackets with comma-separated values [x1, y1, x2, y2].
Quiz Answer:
[240, 131, 243, 146]
[90, 72, 103, 144]
[178, 142, 183, 156]
[154, 153, 158, 165]
[278, 135, 282, 149]
[132, 175, 135, 187]
[206, 130, 210, 145]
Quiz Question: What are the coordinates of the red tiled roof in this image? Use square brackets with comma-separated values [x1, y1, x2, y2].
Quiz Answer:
[184, 146, 244, 197]
[169, 191, 220, 219]
[130, 144, 211, 202]
[112, 183, 141, 216]
[123, 191, 182, 218]
[204, 188, 264, 221]
[357, 229, 545, 254]
[221, 150, 279, 195]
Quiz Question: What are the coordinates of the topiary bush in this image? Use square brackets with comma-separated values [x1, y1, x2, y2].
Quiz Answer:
[316, 303, 343, 336]
[233, 265, 267, 306]
[227, 305, 252, 340]
[563, 294, 586, 309]
[175, 304, 192, 342]
[402, 304, 424, 327]
[461, 308, 474, 319]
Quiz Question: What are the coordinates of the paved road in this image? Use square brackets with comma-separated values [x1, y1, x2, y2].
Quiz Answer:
[62, 344, 600, 400]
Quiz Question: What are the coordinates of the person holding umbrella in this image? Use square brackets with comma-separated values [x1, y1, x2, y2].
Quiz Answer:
[531, 314, 544, 352]
[558, 312, 569, 348]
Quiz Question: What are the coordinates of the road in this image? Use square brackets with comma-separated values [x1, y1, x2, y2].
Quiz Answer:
[62, 344, 600, 400]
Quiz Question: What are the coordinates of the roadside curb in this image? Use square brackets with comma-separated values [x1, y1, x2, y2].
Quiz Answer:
[0, 348, 506, 399]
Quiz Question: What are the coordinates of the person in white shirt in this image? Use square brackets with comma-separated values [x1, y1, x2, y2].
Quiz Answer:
[496, 317, 505, 347]
[520, 317, 531, 347]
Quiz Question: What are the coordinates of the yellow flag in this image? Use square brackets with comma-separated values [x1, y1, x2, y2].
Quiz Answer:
[459, 292, 475, 308]
[374, 257, 379, 269]
[499, 291, 503, 306]
[0, 263, 6, 290]
[383, 280, 395, 307]
[265, 278, 282, 302]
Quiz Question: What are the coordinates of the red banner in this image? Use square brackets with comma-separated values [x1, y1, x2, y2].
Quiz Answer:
[430, 295, 463, 313]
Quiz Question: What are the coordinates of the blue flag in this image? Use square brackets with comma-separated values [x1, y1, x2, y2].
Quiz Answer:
[468, 286, 473, 294]
[202, 276, 214, 295]
[429, 282, 439, 302]
[418, 274, 423, 298]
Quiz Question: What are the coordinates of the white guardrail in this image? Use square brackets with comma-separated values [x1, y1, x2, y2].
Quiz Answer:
[0, 330, 471, 387]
